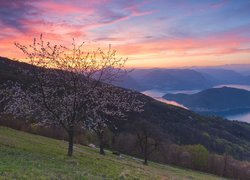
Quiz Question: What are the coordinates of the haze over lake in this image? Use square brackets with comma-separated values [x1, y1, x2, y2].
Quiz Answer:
[142, 85, 250, 123]
[227, 113, 250, 123]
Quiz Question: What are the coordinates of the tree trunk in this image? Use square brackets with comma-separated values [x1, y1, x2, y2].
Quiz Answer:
[222, 154, 228, 177]
[144, 136, 148, 165]
[111, 134, 116, 146]
[67, 127, 74, 157]
[99, 132, 105, 155]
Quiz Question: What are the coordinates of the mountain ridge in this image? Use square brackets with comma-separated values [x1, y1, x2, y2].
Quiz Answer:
[163, 87, 250, 112]
[119, 67, 250, 91]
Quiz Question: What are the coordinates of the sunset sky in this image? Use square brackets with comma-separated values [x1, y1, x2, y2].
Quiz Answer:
[0, 0, 250, 68]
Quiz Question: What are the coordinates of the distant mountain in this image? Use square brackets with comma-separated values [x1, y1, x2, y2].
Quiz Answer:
[243, 71, 250, 76]
[186, 64, 250, 75]
[129, 69, 156, 80]
[117, 68, 250, 92]
[195, 69, 250, 85]
[111, 74, 142, 91]
[163, 87, 250, 113]
[132, 69, 212, 91]
[216, 64, 250, 75]
[219, 64, 250, 69]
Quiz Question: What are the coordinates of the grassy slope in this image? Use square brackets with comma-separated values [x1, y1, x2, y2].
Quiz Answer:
[0, 127, 224, 179]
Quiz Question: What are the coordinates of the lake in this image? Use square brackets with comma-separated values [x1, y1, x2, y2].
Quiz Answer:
[142, 85, 250, 123]
[142, 89, 188, 109]
[226, 112, 250, 123]
[142, 89, 201, 97]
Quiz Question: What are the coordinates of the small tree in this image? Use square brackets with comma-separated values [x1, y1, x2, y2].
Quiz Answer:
[133, 120, 162, 165]
[187, 144, 209, 170]
[0, 35, 136, 156]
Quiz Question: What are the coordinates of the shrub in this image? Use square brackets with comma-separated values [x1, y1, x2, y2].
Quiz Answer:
[186, 144, 209, 170]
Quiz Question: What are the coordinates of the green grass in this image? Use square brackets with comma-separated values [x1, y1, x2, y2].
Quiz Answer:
[0, 126, 225, 179]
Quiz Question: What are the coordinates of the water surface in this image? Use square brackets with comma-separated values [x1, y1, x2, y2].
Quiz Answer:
[226, 112, 250, 123]
[142, 86, 250, 123]
[142, 89, 189, 109]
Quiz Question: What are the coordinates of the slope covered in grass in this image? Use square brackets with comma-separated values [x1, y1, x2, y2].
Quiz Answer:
[0, 126, 224, 179]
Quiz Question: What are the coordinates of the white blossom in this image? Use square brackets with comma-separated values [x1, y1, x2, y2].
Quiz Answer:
[0, 35, 145, 156]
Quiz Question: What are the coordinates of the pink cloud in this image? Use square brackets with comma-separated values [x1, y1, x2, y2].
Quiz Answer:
[0, 0, 249, 68]
[116, 33, 250, 57]
[33, 1, 93, 15]
[123, 0, 156, 17]
[211, 0, 228, 9]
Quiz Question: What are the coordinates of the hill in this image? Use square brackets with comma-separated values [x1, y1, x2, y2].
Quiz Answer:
[112, 74, 143, 91]
[122, 68, 250, 92]
[163, 87, 250, 112]
[210, 64, 250, 75]
[1, 56, 250, 161]
[0, 126, 222, 179]
[131, 69, 212, 90]
[127, 96, 250, 161]
[194, 69, 250, 85]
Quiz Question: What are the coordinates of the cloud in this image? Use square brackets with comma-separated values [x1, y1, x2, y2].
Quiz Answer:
[117, 32, 250, 58]
[0, 0, 250, 67]
[97, 9, 130, 24]
[0, 0, 40, 31]
[0, 0, 154, 33]
[34, 1, 93, 15]
[211, 0, 228, 9]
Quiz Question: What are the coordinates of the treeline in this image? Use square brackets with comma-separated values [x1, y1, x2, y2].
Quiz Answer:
[1, 117, 249, 179]
[114, 133, 250, 179]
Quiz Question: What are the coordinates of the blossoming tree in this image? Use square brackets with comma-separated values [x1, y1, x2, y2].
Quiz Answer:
[86, 84, 144, 155]
[0, 35, 144, 156]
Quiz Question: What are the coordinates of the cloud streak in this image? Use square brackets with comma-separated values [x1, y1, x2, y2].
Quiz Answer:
[0, 0, 40, 31]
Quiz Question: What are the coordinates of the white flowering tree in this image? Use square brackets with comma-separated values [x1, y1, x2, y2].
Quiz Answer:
[86, 84, 144, 155]
[0, 35, 144, 156]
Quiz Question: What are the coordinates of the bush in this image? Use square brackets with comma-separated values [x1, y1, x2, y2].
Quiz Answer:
[186, 144, 209, 170]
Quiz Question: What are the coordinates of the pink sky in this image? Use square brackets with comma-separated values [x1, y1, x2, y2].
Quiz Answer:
[0, 0, 250, 68]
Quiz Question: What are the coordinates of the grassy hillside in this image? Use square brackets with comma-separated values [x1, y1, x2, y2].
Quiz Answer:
[0, 126, 224, 179]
